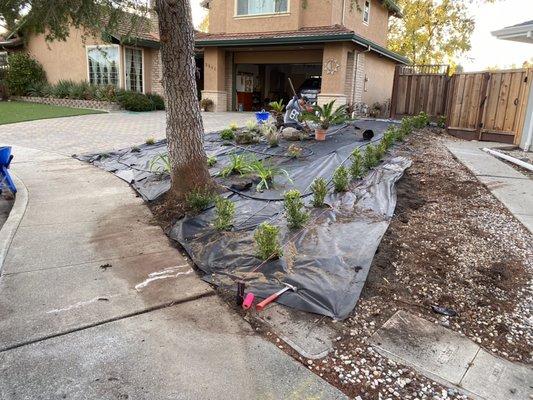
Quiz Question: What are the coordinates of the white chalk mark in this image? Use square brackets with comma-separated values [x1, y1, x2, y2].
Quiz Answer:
[46, 294, 119, 314]
[135, 265, 192, 291]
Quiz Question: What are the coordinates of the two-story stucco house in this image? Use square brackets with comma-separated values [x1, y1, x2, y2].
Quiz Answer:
[196, 0, 409, 112]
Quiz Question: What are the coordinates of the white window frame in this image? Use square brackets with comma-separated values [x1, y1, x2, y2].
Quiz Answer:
[363, 0, 370, 25]
[234, 0, 290, 18]
[123, 46, 146, 94]
[85, 44, 122, 88]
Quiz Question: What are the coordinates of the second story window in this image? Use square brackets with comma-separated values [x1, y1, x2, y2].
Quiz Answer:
[236, 0, 288, 16]
[363, 0, 370, 24]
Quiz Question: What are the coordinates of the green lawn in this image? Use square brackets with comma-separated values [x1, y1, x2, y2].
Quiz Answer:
[0, 101, 104, 125]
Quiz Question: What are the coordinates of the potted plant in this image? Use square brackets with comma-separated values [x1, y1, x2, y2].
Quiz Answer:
[302, 100, 348, 141]
[268, 99, 285, 128]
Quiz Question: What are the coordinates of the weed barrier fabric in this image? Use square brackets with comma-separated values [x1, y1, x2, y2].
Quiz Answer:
[77, 120, 410, 320]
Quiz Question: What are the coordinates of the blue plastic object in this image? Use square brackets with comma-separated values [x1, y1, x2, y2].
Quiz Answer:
[0, 146, 16, 194]
[255, 110, 270, 124]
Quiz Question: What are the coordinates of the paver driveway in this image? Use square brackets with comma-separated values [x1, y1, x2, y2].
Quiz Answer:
[0, 110, 253, 155]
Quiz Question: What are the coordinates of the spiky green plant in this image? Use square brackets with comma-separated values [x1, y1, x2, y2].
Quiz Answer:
[254, 222, 282, 260]
[247, 159, 291, 191]
[219, 153, 254, 177]
[149, 153, 171, 174]
[284, 190, 309, 229]
[214, 197, 235, 231]
[145, 137, 156, 145]
[302, 100, 348, 129]
[229, 122, 239, 131]
[207, 155, 218, 167]
[268, 99, 285, 113]
[261, 123, 279, 147]
[310, 178, 328, 207]
[350, 148, 364, 179]
[332, 165, 349, 192]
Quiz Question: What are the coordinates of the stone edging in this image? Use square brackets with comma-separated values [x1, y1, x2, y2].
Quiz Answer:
[0, 172, 28, 275]
[11, 96, 121, 111]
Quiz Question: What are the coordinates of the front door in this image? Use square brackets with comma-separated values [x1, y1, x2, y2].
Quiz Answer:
[124, 48, 143, 93]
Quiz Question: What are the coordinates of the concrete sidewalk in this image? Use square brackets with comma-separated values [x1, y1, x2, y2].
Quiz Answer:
[0, 145, 346, 399]
[446, 140, 533, 234]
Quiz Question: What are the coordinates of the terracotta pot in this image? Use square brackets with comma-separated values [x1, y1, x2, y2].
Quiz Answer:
[315, 128, 327, 141]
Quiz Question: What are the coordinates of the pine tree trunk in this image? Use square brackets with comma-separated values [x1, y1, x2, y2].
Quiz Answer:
[155, 0, 211, 200]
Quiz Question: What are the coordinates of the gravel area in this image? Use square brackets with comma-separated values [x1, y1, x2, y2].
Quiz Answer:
[264, 129, 532, 399]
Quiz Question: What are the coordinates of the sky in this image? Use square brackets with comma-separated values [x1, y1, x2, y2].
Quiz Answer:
[189, 0, 533, 72]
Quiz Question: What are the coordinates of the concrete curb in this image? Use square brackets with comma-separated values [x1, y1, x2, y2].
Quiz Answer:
[0, 172, 28, 275]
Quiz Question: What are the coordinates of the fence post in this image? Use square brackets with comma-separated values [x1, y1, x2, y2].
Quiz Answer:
[389, 65, 400, 120]
[476, 72, 491, 140]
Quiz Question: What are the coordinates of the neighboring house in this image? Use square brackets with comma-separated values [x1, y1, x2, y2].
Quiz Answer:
[196, 0, 409, 111]
[492, 20, 533, 151]
[0, 15, 164, 96]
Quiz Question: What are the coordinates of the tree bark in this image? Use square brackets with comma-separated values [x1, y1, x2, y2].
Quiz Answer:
[154, 0, 211, 200]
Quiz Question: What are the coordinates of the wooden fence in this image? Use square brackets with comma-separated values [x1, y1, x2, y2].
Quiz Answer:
[390, 65, 533, 144]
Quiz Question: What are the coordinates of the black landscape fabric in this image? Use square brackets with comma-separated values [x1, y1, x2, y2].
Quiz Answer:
[77, 120, 411, 320]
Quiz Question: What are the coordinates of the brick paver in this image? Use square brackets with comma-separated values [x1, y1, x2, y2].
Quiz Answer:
[0, 111, 253, 155]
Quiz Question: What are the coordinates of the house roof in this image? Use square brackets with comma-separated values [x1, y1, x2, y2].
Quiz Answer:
[104, 14, 160, 49]
[195, 25, 410, 64]
[492, 19, 533, 44]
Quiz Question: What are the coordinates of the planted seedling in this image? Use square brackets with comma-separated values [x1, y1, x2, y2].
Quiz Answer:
[261, 123, 280, 147]
[254, 222, 282, 260]
[350, 148, 364, 179]
[364, 144, 379, 169]
[247, 159, 291, 191]
[145, 137, 155, 145]
[310, 177, 328, 207]
[332, 165, 349, 192]
[219, 153, 253, 177]
[220, 128, 235, 141]
[284, 189, 309, 229]
[229, 122, 238, 131]
[207, 155, 218, 167]
[375, 141, 387, 160]
[131, 145, 141, 153]
[214, 196, 235, 231]
[286, 144, 303, 158]
[437, 115, 446, 128]
[186, 189, 214, 214]
[245, 119, 260, 134]
[382, 127, 397, 149]
[149, 153, 171, 174]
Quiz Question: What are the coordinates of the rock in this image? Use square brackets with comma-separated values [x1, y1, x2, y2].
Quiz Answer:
[281, 127, 303, 141]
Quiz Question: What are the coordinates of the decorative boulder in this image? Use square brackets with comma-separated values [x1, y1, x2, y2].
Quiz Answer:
[281, 127, 303, 141]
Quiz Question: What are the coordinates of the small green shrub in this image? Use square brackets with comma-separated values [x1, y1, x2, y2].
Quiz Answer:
[116, 91, 155, 111]
[200, 98, 214, 111]
[94, 85, 117, 102]
[26, 81, 50, 97]
[214, 197, 235, 231]
[254, 222, 282, 260]
[350, 148, 364, 179]
[437, 115, 446, 128]
[284, 190, 309, 229]
[207, 155, 218, 167]
[382, 127, 397, 149]
[247, 159, 291, 191]
[364, 144, 379, 169]
[220, 153, 254, 177]
[52, 80, 75, 98]
[220, 128, 235, 141]
[149, 153, 171, 174]
[412, 111, 430, 128]
[310, 178, 328, 207]
[375, 141, 387, 160]
[229, 122, 238, 131]
[245, 119, 260, 134]
[186, 190, 214, 213]
[147, 93, 165, 110]
[145, 137, 156, 145]
[332, 165, 349, 192]
[6, 53, 46, 96]
[68, 81, 90, 99]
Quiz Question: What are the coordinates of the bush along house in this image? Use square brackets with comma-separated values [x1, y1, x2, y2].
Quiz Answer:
[0, 11, 164, 98]
[196, 0, 409, 112]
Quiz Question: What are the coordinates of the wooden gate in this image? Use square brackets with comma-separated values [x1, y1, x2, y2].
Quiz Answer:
[390, 66, 532, 144]
[447, 69, 532, 144]
[390, 65, 450, 120]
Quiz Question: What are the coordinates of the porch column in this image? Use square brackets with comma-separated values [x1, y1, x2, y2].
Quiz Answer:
[201, 47, 227, 112]
[317, 42, 349, 106]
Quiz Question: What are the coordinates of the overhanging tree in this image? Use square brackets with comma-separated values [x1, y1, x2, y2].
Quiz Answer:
[0, 0, 211, 200]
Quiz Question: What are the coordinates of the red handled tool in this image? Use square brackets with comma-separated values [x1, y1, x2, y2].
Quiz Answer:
[256, 283, 297, 312]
